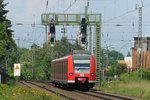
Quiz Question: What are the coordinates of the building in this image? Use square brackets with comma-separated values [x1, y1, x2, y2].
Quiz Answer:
[118, 56, 132, 72]
[132, 36, 150, 70]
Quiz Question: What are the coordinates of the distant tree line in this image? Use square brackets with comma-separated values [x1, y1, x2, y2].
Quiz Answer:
[19, 37, 83, 80]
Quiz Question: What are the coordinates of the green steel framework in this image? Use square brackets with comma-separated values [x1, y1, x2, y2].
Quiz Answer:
[41, 13, 102, 85]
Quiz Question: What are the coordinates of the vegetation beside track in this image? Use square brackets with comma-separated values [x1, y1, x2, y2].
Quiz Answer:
[98, 72, 150, 100]
[0, 84, 59, 100]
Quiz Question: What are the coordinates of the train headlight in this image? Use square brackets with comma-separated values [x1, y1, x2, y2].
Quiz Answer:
[69, 72, 74, 76]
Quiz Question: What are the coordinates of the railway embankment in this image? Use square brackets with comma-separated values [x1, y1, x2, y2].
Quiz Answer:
[97, 72, 150, 100]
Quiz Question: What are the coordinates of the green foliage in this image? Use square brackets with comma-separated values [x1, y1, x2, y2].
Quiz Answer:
[141, 69, 150, 80]
[34, 67, 47, 80]
[21, 66, 32, 80]
[0, 1, 17, 73]
[120, 72, 139, 83]
[17, 49, 32, 80]
[0, 84, 58, 100]
[52, 37, 75, 58]
[105, 63, 127, 77]
[0, 0, 8, 22]
[7, 76, 16, 86]
[0, 24, 7, 58]
[114, 63, 127, 76]
[110, 50, 124, 60]
[99, 72, 150, 100]
[120, 69, 150, 81]
[101, 49, 124, 68]
[20, 48, 32, 66]
[19, 37, 82, 80]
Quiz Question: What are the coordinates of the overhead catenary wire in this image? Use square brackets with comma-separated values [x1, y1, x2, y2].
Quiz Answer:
[103, 3, 150, 23]
[63, 0, 78, 13]
[103, 9, 137, 23]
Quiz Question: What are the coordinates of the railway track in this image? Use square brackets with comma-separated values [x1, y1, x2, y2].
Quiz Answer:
[38, 80, 135, 100]
[76, 89, 135, 100]
[20, 81, 135, 100]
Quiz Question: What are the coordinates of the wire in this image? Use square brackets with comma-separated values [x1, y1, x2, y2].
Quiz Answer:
[103, 3, 150, 23]
[63, 0, 78, 13]
[103, 9, 136, 23]
[144, 3, 150, 7]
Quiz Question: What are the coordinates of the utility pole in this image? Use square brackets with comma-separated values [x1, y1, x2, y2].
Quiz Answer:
[45, 0, 48, 44]
[139, 7, 143, 78]
[136, 5, 143, 78]
[85, 0, 89, 16]
[84, 0, 89, 50]
[61, 25, 66, 37]
[45, 25, 48, 43]
[32, 47, 35, 79]
[89, 26, 92, 53]
[16, 38, 20, 63]
[95, 23, 101, 86]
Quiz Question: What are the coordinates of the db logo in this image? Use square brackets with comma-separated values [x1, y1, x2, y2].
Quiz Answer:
[80, 74, 84, 77]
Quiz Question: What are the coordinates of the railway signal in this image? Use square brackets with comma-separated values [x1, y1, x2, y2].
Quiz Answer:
[80, 18, 87, 44]
[49, 18, 55, 45]
[42, 13, 102, 86]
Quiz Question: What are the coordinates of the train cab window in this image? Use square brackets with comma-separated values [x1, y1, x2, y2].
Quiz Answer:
[73, 59, 90, 73]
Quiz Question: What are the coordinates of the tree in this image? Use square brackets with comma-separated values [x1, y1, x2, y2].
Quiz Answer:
[0, 0, 13, 37]
[53, 37, 74, 58]
[109, 50, 124, 60]
[18, 37, 86, 80]
[113, 63, 127, 76]
[101, 49, 124, 68]
[0, 0, 8, 22]
[0, 23, 7, 60]
[101, 48, 125, 77]
[0, 0, 17, 73]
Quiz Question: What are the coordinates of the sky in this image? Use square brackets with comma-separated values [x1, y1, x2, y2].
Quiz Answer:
[4, 0, 150, 56]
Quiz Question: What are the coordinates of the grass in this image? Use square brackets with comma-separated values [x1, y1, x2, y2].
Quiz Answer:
[0, 84, 60, 100]
[98, 73, 150, 100]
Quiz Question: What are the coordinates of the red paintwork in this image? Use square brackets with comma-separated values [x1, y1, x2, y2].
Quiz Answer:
[51, 54, 96, 86]
[90, 55, 96, 81]
[68, 56, 74, 81]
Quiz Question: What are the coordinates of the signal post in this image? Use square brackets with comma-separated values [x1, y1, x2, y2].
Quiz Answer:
[41, 13, 102, 86]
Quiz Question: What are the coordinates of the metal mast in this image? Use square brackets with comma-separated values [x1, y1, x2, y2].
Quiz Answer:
[138, 7, 143, 77]
[95, 22, 101, 86]
[136, 5, 142, 68]
[138, 7, 142, 42]
[84, 0, 89, 50]
[89, 26, 92, 53]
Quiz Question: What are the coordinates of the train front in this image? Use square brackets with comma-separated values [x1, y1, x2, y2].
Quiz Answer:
[69, 53, 96, 89]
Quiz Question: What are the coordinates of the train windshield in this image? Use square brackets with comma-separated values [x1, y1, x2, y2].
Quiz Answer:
[73, 59, 90, 73]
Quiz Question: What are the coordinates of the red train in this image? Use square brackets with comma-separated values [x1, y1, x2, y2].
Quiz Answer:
[51, 52, 96, 90]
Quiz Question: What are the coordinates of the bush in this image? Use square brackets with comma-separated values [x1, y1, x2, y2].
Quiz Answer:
[7, 76, 16, 86]
[120, 72, 139, 83]
[142, 69, 150, 80]
[105, 63, 127, 77]
[120, 69, 150, 83]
